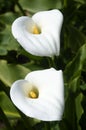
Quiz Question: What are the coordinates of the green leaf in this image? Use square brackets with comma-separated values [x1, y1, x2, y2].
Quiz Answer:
[79, 95, 86, 130]
[75, 93, 83, 130]
[80, 84, 86, 95]
[0, 91, 19, 118]
[19, 0, 62, 13]
[0, 26, 19, 51]
[0, 107, 14, 130]
[66, 25, 85, 52]
[0, 47, 7, 56]
[64, 91, 78, 130]
[0, 60, 30, 86]
[63, 44, 86, 130]
[64, 43, 86, 83]
[0, 12, 20, 56]
[69, 76, 80, 93]
[0, 12, 19, 25]
[74, 0, 86, 4]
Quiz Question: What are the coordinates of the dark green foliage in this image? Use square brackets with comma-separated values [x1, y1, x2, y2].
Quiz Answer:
[0, 0, 17, 14]
[0, 0, 86, 130]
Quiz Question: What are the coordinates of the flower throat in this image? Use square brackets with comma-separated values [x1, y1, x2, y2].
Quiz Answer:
[32, 25, 41, 34]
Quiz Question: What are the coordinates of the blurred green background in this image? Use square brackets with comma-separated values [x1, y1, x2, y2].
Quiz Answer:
[0, 0, 86, 130]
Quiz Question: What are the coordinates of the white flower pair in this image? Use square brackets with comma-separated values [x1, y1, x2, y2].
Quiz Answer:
[10, 9, 64, 121]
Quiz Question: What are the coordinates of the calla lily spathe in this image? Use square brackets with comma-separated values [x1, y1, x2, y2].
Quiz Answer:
[10, 68, 64, 121]
[12, 9, 63, 57]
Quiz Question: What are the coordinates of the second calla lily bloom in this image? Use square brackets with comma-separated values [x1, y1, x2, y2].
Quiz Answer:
[10, 68, 64, 121]
[12, 9, 63, 57]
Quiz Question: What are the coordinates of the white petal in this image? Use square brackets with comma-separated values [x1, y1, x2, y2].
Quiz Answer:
[32, 9, 63, 55]
[12, 9, 63, 57]
[10, 68, 64, 121]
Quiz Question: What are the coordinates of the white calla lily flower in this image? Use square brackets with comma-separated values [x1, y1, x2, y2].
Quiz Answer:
[10, 68, 64, 121]
[12, 9, 63, 57]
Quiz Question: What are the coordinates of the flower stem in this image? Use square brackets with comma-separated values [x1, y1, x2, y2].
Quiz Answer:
[47, 56, 57, 69]
[63, 0, 67, 8]
[44, 122, 51, 130]
[18, 110, 33, 130]
[16, 1, 26, 15]
[51, 56, 57, 69]
[12, 0, 26, 15]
